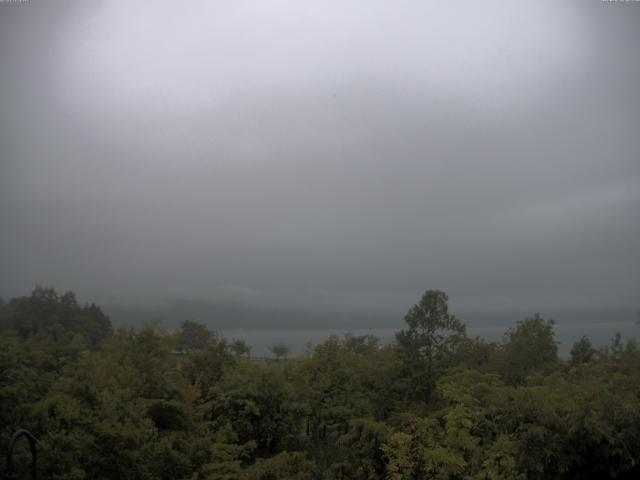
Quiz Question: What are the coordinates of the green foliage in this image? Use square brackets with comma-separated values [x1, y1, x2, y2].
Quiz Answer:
[293, 334, 397, 445]
[175, 319, 218, 352]
[243, 451, 315, 480]
[1, 287, 640, 480]
[0, 336, 58, 436]
[209, 362, 303, 455]
[180, 338, 235, 397]
[570, 336, 596, 365]
[453, 335, 501, 371]
[328, 418, 390, 479]
[395, 289, 466, 401]
[501, 313, 559, 384]
[0, 286, 112, 348]
[597, 332, 640, 364]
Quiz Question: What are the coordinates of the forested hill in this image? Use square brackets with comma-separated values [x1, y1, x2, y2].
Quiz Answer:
[1, 287, 639, 479]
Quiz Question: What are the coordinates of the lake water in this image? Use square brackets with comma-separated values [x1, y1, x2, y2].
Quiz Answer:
[222, 321, 639, 358]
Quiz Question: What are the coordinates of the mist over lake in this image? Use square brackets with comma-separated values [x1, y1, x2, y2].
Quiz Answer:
[103, 299, 639, 357]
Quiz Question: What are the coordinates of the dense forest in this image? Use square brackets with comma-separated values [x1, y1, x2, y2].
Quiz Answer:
[1, 287, 639, 479]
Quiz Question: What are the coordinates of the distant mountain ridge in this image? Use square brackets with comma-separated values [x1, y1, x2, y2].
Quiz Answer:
[105, 298, 398, 330]
[104, 298, 637, 332]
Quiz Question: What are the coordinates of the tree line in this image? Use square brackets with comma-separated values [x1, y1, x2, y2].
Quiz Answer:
[1, 286, 639, 479]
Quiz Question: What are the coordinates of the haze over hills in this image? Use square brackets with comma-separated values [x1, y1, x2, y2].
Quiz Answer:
[103, 296, 638, 334]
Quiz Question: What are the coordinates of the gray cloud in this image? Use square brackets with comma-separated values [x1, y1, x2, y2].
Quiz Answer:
[1, 0, 639, 323]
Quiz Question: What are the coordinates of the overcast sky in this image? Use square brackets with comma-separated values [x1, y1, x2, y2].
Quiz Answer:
[1, 0, 639, 318]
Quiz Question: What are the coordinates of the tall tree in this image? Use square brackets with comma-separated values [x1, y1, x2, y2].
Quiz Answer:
[395, 289, 465, 402]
